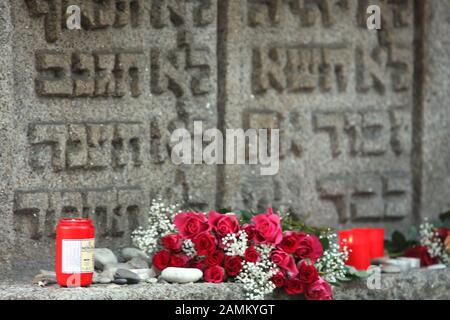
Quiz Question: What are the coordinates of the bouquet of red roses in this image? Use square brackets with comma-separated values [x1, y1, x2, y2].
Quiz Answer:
[151, 208, 333, 300]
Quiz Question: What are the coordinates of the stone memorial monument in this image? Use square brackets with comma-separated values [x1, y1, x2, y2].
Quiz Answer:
[0, 0, 448, 276]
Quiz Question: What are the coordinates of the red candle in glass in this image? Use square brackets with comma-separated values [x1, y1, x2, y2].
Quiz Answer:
[350, 229, 371, 270]
[339, 229, 372, 270]
[56, 218, 95, 287]
[368, 228, 385, 259]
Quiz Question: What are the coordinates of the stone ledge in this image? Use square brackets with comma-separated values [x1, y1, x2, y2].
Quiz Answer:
[333, 268, 450, 300]
[0, 269, 449, 300]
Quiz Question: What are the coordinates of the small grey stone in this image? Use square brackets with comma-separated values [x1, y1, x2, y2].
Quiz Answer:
[427, 264, 447, 270]
[126, 256, 150, 269]
[112, 279, 128, 285]
[385, 259, 412, 271]
[146, 278, 158, 284]
[121, 248, 149, 262]
[397, 257, 421, 269]
[32, 270, 57, 285]
[381, 265, 402, 273]
[371, 257, 390, 266]
[99, 269, 116, 281]
[161, 267, 203, 284]
[114, 269, 141, 284]
[98, 277, 112, 284]
[129, 268, 156, 281]
[94, 248, 118, 271]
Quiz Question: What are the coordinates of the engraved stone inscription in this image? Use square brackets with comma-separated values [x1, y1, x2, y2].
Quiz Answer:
[36, 51, 144, 97]
[28, 122, 143, 171]
[13, 187, 146, 240]
[317, 171, 412, 223]
[222, 0, 418, 228]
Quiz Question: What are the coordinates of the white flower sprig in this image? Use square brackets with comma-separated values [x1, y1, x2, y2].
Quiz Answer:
[222, 230, 248, 257]
[236, 244, 279, 300]
[315, 233, 349, 284]
[419, 220, 450, 265]
[182, 239, 197, 258]
[131, 198, 179, 255]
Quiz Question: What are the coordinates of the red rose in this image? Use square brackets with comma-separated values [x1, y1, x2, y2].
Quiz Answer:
[190, 258, 206, 270]
[284, 278, 305, 295]
[280, 231, 301, 254]
[244, 246, 261, 263]
[174, 212, 209, 239]
[271, 272, 285, 288]
[436, 228, 450, 242]
[298, 260, 319, 284]
[404, 245, 438, 267]
[152, 249, 171, 270]
[305, 277, 333, 300]
[161, 234, 183, 251]
[192, 232, 217, 256]
[208, 211, 240, 237]
[243, 224, 256, 241]
[169, 254, 190, 268]
[294, 233, 323, 263]
[204, 265, 225, 283]
[205, 250, 225, 267]
[252, 208, 283, 245]
[224, 256, 243, 276]
[270, 250, 298, 276]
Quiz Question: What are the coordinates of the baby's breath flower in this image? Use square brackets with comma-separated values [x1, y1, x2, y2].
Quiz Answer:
[182, 239, 197, 258]
[315, 233, 349, 283]
[420, 220, 450, 265]
[236, 244, 278, 300]
[222, 231, 248, 257]
[131, 198, 179, 255]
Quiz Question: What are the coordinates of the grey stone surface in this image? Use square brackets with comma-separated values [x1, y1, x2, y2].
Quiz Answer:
[0, 269, 449, 300]
[421, 1, 450, 220]
[333, 268, 450, 300]
[0, 0, 449, 282]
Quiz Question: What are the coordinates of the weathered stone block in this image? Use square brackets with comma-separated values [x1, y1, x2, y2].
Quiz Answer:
[0, 0, 218, 271]
[218, 0, 443, 237]
[0, 0, 449, 278]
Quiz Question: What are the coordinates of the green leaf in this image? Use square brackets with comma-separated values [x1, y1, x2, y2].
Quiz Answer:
[320, 237, 330, 251]
[392, 230, 407, 246]
[385, 229, 419, 256]
[439, 210, 450, 223]
[217, 208, 232, 214]
[238, 210, 255, 223]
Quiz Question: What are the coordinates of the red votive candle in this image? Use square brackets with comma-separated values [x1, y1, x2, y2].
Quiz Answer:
[350, 229, 371, 270]
[56, 218, 95, 287]
[368, 228, 385, 259]
[338, 230, 353, 249]
[339, 228, 385, 270]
